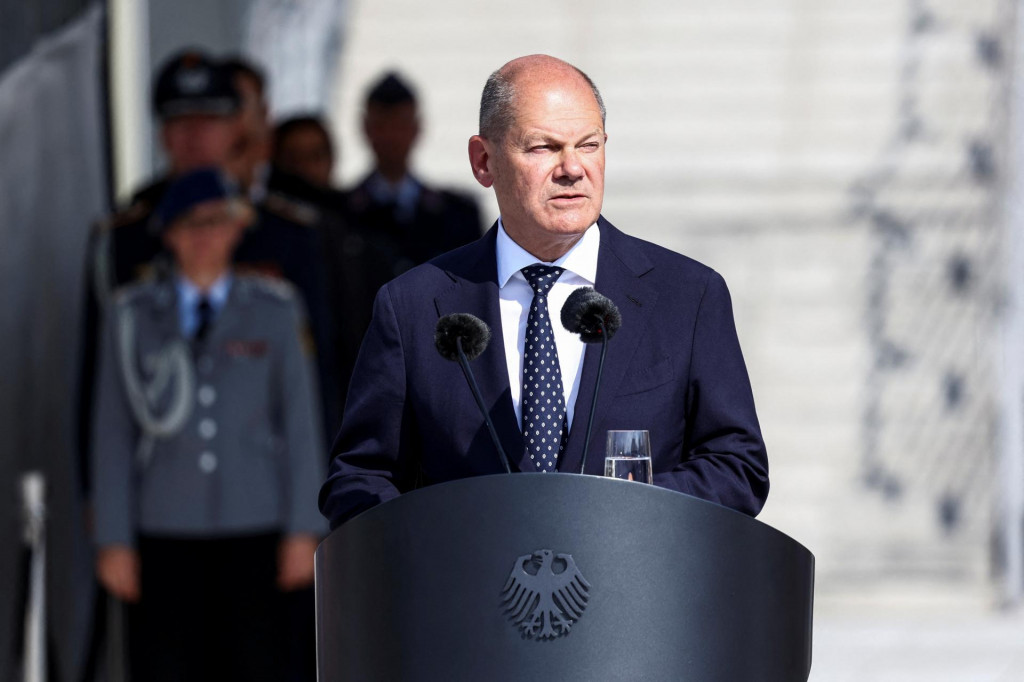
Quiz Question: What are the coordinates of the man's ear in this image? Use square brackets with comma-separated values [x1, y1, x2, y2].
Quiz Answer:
[467, 135, 494, 189]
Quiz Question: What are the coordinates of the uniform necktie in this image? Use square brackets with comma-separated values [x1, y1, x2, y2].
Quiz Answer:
[521, 264, 566, 472]
[195, 297, 214, 344]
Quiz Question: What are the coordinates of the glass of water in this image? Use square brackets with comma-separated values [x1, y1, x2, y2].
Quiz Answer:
[604, 430, 653, 484]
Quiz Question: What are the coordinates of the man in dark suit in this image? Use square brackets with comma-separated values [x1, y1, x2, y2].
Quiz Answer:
[319, 55, 768, 528]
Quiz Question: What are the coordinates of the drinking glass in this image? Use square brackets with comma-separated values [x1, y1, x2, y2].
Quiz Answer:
[604, 430, 653, 484]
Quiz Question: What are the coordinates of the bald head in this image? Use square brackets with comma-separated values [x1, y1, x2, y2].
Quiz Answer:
[479, 55, 606, 141]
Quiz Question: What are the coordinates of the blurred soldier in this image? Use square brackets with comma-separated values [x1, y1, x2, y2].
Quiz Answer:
[221, 57, 272, 201]
[223, 60, 354, 682]
[347, 71, 483, 272]
[273, 115, 335, 189]
[78, 50, 244, 491]
[221, 56, 350, 437]
[91, 168, 325, 681]
[91, 50, 243, 294]
[269, 114, 379, 405]
[337, 72, 485, 362]
[76, 49, 246, 681]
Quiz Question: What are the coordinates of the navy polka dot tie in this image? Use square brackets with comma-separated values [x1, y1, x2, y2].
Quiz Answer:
[521, 265, 566, 472]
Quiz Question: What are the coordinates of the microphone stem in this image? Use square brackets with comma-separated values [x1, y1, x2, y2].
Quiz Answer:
[456, 337, 512, 474]
[579, 321, 608, 475]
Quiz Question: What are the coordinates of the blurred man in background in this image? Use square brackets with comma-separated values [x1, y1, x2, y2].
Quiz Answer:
[347, 71, 483, 271]
[221, 57, 273, 201]
[88, 51, 243, 292]
[268, 113, 377, 408]
[336, 71, 485, 368]
[272, 115, 338, 192]
[219, 56, 343, 441]
[91, 167, 325, 681]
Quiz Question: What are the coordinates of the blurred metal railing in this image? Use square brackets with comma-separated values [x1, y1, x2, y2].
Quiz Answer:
[20, 472, 46, 682]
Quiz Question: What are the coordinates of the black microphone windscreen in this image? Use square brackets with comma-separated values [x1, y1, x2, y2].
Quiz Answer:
[561, 287, 622, 343]
[435, 313, 491, 361]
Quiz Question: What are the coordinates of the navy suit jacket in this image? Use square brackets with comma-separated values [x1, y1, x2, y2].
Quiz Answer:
[319, 217, 768, 527]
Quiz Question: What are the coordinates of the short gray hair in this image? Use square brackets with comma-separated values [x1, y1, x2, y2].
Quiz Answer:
[479, 64, 606, 141]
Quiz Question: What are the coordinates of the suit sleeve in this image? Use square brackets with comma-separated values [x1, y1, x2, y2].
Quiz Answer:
[277, 299, 329, 537]
[653, 270, 770, 516]
[91, 302, 140, 548]
[318, 284, 409, 529]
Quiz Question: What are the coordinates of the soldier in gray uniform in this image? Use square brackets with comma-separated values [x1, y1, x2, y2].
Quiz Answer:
[90, 167, 325, 681]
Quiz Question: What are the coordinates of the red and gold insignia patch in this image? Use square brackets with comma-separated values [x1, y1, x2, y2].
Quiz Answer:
[224, 340, 268, 358]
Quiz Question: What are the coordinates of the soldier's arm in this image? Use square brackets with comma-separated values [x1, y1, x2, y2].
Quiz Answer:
[91, 299, 141, 548]
[277, 298, 329, 538]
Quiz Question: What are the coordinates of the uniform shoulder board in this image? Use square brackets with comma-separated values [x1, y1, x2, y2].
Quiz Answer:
[243, 274, 298, 302]
[100, 200, 153, 233]
[98, 177, 169, 232]
[262, 192, 321, 228]
[111, 278, 161, 307]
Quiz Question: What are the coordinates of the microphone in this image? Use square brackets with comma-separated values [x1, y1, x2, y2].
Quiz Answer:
[561, 288, 622, 475]
[434, 313, 511, 473]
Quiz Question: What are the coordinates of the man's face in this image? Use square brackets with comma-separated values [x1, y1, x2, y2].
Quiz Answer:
[472, 75, 605, 257]
[363, 102, 419, 176]
[276, 126, 334, 188]
[161, 114, 242, 174]
[163, 199, 247, 274]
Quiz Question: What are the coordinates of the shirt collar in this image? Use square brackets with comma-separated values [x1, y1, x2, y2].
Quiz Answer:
[496, 217, 600, 288]
[175, 271, 233, 311]
[366, 171, 421, 207]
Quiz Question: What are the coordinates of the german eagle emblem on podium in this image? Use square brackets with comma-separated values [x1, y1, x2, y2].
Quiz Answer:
[500, 549, 591, 640]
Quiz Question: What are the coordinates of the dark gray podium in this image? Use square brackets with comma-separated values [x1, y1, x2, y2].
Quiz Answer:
[315, 474, 814, 681]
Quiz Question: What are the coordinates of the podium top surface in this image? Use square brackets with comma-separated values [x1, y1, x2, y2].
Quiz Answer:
[324, 472, 811, 557]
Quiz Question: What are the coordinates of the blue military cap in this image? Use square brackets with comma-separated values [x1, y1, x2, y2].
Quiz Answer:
[153, 50, 241, 120]
[153, 167, 241, 232]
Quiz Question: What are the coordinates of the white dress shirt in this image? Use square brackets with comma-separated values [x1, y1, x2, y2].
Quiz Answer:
[496, 219, 600, 430]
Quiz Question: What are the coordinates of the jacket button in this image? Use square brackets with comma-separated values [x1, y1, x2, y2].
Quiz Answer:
[198, 385, 216, 407]
[198, 419, 217, 440]
[198, 452, 217, 473]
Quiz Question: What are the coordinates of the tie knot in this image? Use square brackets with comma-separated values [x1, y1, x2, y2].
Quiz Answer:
[521, 265, 564, 295]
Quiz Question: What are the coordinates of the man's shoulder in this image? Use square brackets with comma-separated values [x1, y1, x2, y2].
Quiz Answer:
[110, 277, 167, 311]
[237, 274, 301, 307]
[94, 177, 169, 235]
[260, 192, 321, 229]
[379, 235, 491, 299]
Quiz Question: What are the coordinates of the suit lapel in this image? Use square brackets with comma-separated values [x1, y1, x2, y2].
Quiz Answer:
[559, 218, 659, 475]
[433, 226, 526, 471]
